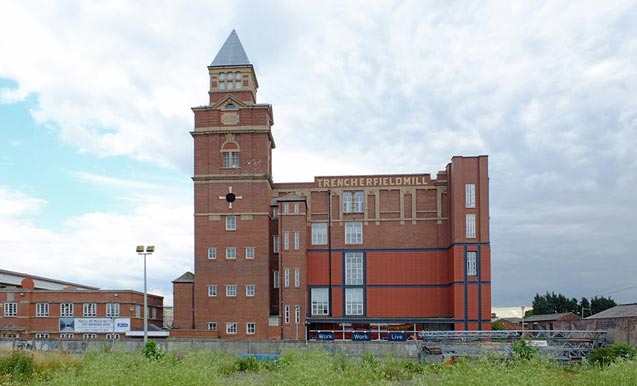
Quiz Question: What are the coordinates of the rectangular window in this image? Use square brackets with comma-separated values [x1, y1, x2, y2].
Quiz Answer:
[226, 285, 237, 297]
[232, 152, 239, 168]
[60, 333, 74, 339]
[311, 223, 328, 245]
[226, 215, 237, 230]
[246, 322, 256, 335]
[284, 305, 290, 324]
[466, 214, 476, 238]
[294, 203, 299, 213]
[294, 267, 300, 287]
[272, 207, 278, 218]
[354, 191, 365, 212]
[467, 251, 477, 276]
[208, 285, 217, 297]
[245, 247, 255, 259]
[83, 303, 96, 317]
[83, 333, 97, 340]
[223, 152, 230, 167]
[295, 305, 301, 324]
[273, 271, 280, 289]
[226, 247, 237, 259]
[283, 203, 289, 213]
[294, 231, 300, 250]
[273, 235, 279, 253]
[246, 284, 255, 297]
[3, 302, 17, 317]
[342, 191, 352, 212]
[36, 303, 49, 317]
[106, 334, 120, 340]
[345, 222, 363, 244]
[207, 322, 218, 331]
[345, 288, 364, 316]
[226, 322, 237, 334]
[208, 247, 217, 259]
[283, 231, 290, 250]
[284, 268, 290, 287]
[35, 333, 49, 339]
[106, 303, 120, 317]
[135, 304, 141, 318]
[465, 184, 476, 208]
[311, 288, 329, 315]
[345, 252, 364, 285]
[60, 303, 74, 317]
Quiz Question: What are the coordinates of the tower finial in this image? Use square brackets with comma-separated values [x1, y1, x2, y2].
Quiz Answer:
[211, 30, 251, 67]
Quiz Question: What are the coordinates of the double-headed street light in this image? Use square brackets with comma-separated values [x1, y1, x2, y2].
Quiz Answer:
[136, 245, 155, 344]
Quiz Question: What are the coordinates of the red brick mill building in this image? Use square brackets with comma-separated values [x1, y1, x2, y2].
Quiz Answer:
[172, 31, 491, 341]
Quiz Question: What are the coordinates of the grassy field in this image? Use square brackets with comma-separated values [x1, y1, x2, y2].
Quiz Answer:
[1, 348, 637, 385]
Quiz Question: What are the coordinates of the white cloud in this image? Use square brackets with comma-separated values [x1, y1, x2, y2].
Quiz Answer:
[0, 186, 46, 217]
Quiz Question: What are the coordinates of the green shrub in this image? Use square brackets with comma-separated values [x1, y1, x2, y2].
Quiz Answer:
[141, 340, 164, 361]
[512, 339, 537, 360]
[235, 355, 259, 372]
[491, 321, 505, 330]
[590, 343, 637, 366]
[0, 351, 35, 381]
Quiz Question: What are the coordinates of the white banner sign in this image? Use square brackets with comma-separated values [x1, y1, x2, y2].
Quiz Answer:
[59, 318, 131, 333]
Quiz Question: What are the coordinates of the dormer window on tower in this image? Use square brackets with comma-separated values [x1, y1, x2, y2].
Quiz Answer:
[218, 71, 242, 90]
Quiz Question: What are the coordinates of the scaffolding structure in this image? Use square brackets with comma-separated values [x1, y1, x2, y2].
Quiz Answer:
[417, 330, 608, 361]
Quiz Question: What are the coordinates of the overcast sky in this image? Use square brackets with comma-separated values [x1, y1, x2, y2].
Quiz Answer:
[1, 1, 636, 310]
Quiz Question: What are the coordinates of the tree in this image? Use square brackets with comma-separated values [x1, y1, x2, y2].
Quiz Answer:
[528, 292, 616, 317]
[579, 297, 591, 317]
[590, 296, 616, 315]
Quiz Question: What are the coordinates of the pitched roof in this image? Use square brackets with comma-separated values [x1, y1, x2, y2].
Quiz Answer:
[172, 271, 194, 283]
[210, 30, 251, 67]
[586, 303, 637, 319]
[524, 312, 578, 322]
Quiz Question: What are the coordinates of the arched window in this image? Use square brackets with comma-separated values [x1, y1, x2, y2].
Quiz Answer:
[221, 140, 240, 168]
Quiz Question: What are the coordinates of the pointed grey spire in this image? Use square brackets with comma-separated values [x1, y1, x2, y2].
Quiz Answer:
[210, 30, 251, 66]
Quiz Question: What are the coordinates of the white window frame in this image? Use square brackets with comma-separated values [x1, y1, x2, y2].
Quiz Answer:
[345, 288, 364, 316]
[311, 288, 329, 315]
[223, 151, 239, 168]
[226, 285, 237, 297]
[273, 271, 280, 289]
[311, 223, 328, 245]
[294, 267, 300, 287]
[246, 284, 255, 297]
[246, 322, 256, 335]
[345, 222, 363, 244]
[283, 231, 290, 250]
[226, 215, 237, 231]
[295, 305, 301, 324]
[226, 247, 237, 260]
[35, 333, 49, 339]
[354, 191, 365, 212]
[83, 333, 97, 340]
[294, 203, 299, 213]
[208, 247, 217, 260]
[207, 322, 218, 331]
[342, 191, 352, 212]
[208, 285, 217, 297]
[60, 303, 74, 317]
[36, 303, 49, 317]
[284, 305, 290, 324]
[106, 303, 120, 317]
[83, 303, 96, 317]
[466, 214, 476, 238]
[273, 235, 279, 253]
[226, 322, 238, 334]
[245, 247, 255, 259]
[3, 302, 17, 317]
[467, 251, 477, 276]
[283, 203, 289, 213]
[345, 252, 364, 285]
[60, 333, 74, 339]
[465, 184, 476, 208]
[106, 333, 120, 340]
[272, 208, 278, 219]
[284, 268, 290, 287]
[294, 231, 300, 250]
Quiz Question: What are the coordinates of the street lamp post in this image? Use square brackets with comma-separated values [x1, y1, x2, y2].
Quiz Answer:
[136, 245, 155, 344]
[521, 306, 525, 336]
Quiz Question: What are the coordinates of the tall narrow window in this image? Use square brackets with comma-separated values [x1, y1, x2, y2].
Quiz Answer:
[312, 223, 328, 245]
[354, 191, 365, 212]
[345, 252, 364, 285]
[235, 72, 242, 89]
[245, 247, 255, 259]
[284, 305, 290, 324]
[311, 288, 329, 315]
[208, 247, 217, 260]
[219, 72, 226, 89]
[467, 251, 477, 276]
[295, 305, 301, 324]
[246, 284, 255, 297]
[83, 303, 96, 317]
[226, 215, 237, 230]
[36, 303, 49, 317]
[294, 203, 299, 213]
[284, 268, 290, 287]
[283, 203, 289, 213]
[465, 184, 476, 208]
[342, 192, 352, 212]
[294, 231, 300, 250]
[345, 288, 364, 315]
[345, 222, 363, 244]
[272, 208, 278, 219]
[466, 214, 476, 238]
[283, 231, 290, 250]
[273, 235, 279, 253]
[273, 270, 280, 288]
[60, 303, 73, 317]
[294, 267, 300, 287]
